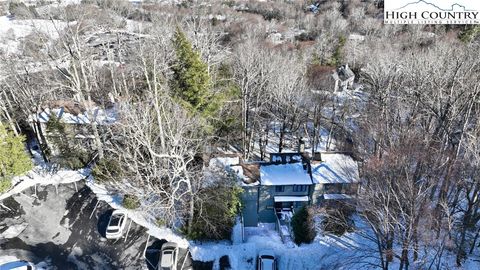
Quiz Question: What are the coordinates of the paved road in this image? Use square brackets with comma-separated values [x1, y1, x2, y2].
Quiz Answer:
[0, 182, 197, 270]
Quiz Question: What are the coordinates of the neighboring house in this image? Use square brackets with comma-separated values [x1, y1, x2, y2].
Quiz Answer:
[332, 64, 355, 92]
[310, 152, 360, 205]
[210, 151, 360, 230]
[28, 100, 117, 151]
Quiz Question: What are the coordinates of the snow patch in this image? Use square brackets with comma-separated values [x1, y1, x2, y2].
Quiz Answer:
[1, 223, 28, 239]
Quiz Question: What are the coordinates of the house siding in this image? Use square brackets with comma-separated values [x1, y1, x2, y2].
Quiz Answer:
[258, 186, 276, 223]
[257, 185, 313, 223]
[312, 183, 360, 204]
[241, 186, 259, 227]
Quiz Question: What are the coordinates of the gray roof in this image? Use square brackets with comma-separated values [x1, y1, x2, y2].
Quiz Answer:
[334, 65, 355, 81]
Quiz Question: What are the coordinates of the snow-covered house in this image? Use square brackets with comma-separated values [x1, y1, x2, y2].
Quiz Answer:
[332, 64, 355, 92]
[310, 152, 360, 205]
[28, 100, 117, 150]
[210, 151, 360, 229]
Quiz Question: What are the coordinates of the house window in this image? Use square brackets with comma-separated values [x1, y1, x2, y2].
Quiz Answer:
[275, 186, 285, 192]
[293, 185, 308, 192]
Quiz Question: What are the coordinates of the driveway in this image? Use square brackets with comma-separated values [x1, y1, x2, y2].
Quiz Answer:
[0, 182, 196, 270]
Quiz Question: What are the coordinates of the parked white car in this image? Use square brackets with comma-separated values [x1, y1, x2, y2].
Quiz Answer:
[105, 210, 127, 239]
[0, 260, 35, 270]
[159, 242, 179, 270]
[257, 250, 277, 270]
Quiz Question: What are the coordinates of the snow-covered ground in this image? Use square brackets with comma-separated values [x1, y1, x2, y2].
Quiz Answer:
[0, 157, 89, 202]
[190, 220, 372, 270]
[0, 15, 68, 55]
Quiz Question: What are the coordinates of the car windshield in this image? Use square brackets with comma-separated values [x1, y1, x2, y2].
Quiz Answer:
[260, 257, 274, 270]
[109, 215, 123, 227]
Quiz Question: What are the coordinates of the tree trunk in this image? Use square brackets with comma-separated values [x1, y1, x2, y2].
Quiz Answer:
[279, 118, 286, 153]
[469, 227, 480, 254]
[34, 120, 49, 163]
[399, 240, 409, 270]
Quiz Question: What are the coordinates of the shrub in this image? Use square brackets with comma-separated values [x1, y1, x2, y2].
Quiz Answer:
[0, 178, 12, 193]
[186, 182, 243, 240]
[45, 114, 92, 170]
[92, 158, 123, 183]
[9, 1, 37, 19]
[291, 206, 316, 245]
[0, 124, 33, 186]
[123, 194, 140, 209]
[459, 26, 480, 43]
[326, 36, 346, 66]
[56, 148, 89, 170]
[322, 206, 355, 236]
[156, 218, 167, 227]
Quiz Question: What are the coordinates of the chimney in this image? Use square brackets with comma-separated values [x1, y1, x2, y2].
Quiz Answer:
[298, 138, 305, 153]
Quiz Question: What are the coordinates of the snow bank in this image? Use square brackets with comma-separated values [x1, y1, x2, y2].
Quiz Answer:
[1, 223, 28, 239]
[231, 217, 243, 245]
[0, 167, 89, 201]
[85, 177, 189, 248]
[0, 256, 19, 265]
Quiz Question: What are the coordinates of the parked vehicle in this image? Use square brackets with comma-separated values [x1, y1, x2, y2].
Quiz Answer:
[0, 260, 35, 270]
[159, 242, 179, 270]
[257, 250, 277, 270]
[105, 210, 127, 239]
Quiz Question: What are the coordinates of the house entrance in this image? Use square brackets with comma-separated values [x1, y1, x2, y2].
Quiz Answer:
[275, 202, 293, 212]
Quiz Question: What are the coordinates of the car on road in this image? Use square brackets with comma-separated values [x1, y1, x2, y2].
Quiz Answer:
[105, 210, 127, 239]
[159, 242, 179, 270]
[257, 250, 277, 270]
[0, 260, 35, 270]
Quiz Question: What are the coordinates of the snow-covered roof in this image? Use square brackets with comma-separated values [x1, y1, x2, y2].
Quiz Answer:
[274, 196, 309, 202]
[311, 153, 360, 184]
[31, 107, 117, 125]
[207, 156, 260, 186]
[260, 163, 312, 186]
[323, 194, 353, 200]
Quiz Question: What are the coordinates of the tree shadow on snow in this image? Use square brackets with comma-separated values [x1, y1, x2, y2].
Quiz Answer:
[97, 209, 113, 238]
[145, 239, 167, 270]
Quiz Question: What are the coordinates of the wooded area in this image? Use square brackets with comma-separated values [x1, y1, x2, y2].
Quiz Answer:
[1, 0, 480, 269]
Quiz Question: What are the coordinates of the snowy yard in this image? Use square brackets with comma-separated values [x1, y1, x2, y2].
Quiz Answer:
[190, 221, 372, 270]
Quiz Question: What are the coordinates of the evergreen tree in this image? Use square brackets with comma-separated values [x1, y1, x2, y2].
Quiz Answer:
[291, 206, 316, 245]
[45, 114, 88, 170]
[0, 123, 33, 193]
[170, 27, 221, 118]
[187, 173, 243, 240]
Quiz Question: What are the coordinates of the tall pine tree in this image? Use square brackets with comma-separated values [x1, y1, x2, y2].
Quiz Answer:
[0, 123, 33, 193]
[170, 27, 221, 119]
